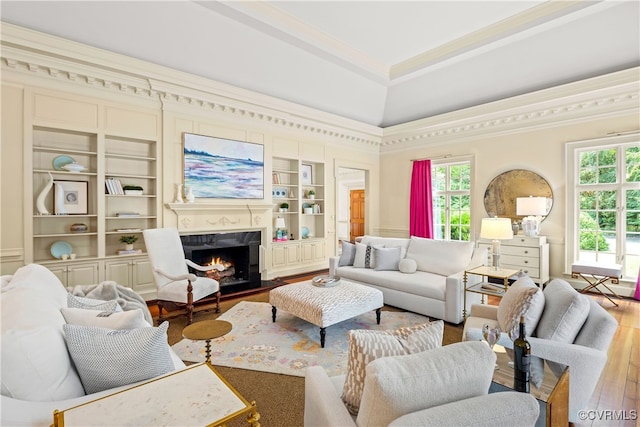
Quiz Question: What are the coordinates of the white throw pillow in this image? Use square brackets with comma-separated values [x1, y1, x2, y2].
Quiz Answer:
[341, 321, 444, 415]
[373, 247, 402, 271]
[398, 258, 417, 274]
[497, 276, 545, 339]
[338, 241, 357, 266]
[353, 243, 380, 269]
[405, 237, 474, 276]
[61, 307, 149, 329]
[63, 322, 175, 394]
[1, 327, 85, 401]
[67, 293, 121, 312]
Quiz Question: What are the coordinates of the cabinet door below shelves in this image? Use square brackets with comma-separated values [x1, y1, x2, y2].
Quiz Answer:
[272, 243, 299, 268]
[104, 257, 156, 300]
[301, 240, 325, 263]
[49, 262, 100, 287]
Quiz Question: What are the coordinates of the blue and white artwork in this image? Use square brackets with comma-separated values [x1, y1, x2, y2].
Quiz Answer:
[183, 133, 264, 199]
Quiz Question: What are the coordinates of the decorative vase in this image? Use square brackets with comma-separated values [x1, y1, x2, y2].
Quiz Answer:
[174, 183, 184, 203]
[186, 186, 195, 203]
[54, 181, 66, 215]
[36, 172, 54, 215]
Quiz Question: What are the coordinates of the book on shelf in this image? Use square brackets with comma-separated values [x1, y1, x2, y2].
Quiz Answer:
[115, 228, 142, 232]
[117, 249, 142, 255]
[105, 178, 125, 195]
[116, 212, 140, 217]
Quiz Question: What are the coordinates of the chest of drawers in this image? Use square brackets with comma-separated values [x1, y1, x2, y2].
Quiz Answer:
[478, 235, 549, 286]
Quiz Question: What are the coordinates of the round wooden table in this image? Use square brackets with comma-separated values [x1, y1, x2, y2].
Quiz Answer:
[182, 319, 232, 363]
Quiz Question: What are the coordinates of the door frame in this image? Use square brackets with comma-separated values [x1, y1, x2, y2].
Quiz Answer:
[334, 159, 371, 255]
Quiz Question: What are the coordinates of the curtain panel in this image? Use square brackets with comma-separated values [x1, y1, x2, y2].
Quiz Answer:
[409, 160, 434, 238]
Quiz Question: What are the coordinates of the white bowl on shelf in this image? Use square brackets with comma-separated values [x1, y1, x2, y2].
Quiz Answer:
[62, 162, 86, 173]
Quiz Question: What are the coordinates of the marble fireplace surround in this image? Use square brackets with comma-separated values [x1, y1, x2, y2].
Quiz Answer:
[166, 202, 273, 276]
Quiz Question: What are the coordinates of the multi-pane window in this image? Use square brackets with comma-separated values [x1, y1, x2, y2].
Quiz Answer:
[572, 139, 640, 280]
[432, 160, 471, 241]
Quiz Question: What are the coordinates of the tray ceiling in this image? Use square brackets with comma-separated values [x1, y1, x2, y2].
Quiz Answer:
[1, 1, 638, 127]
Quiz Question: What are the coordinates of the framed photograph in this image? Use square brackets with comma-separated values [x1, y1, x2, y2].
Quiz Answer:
[54, 180, 88, 215]
[183, 132, 264, 199]
[272, 187, 288, 198]
[301, 164, 312, 185]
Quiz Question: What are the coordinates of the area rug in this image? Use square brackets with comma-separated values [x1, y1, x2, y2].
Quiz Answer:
[171, 301, 433, 377]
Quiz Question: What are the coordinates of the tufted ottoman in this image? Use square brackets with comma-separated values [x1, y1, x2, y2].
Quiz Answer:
[269, 279, 383, 348]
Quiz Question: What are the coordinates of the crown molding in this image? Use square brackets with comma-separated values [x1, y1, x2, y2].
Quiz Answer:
[1, 22, 382, 148]
[381, 67, 640, 152]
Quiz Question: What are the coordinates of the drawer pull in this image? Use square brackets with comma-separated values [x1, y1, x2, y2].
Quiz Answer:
[524, 250, 528, 254]
[524, 260, 529, 264]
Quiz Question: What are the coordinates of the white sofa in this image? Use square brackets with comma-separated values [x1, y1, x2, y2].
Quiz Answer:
[304, 341, 540, 427]
[330, 236, 486, 324]
[1, 264, 186, 427]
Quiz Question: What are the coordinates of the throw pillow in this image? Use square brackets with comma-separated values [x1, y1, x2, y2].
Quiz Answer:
[63, 322, 175, 394]
[373, 247, 402, 271]
[398, 258, 417, 274]
[67, 293, 121, 312]
[497, 276, 545, 340]
[341, 320, 444, 415]
[496, 276, 546, 387]
[61, 307, 150, 329]
[353, 243, 380, 269]
[536, 279, 590, 378]
[1, 327, 85, 401]
[338, 241, 357, 266]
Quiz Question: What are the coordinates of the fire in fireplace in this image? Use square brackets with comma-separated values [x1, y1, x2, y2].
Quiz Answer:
[180, 231, 261, 295]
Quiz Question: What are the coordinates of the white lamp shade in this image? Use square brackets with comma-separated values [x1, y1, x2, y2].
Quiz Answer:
[480, 217, 513, 240]
[516, 196, 548, 216]
[275, 217, 286, 229]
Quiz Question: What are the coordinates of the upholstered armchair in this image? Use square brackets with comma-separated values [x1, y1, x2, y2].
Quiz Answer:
[462, 277, 618, 424]
[304, 341, 539, 427]
[143, 227, 224, 324]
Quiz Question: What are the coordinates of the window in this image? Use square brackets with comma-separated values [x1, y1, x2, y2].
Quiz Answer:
[567, 135, 640, 281]
[432, 159, 472, 241]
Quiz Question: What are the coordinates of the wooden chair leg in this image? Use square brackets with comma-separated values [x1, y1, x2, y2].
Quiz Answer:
[157, 301, 164, 325]
[186, 279, 194, 325]
[215, 291, 221, 313]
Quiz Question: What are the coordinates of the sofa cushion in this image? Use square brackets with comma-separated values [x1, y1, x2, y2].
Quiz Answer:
[353, 243, 382, 269]
[61, 307, 149, 329]
[63, 322, 175, 394]
[356, 341, 495, 427]
[398, 258, 417, 274]
[536, 279, 590, 378]
[405, 237, 474, 276]
[1, 326, 85, 401]
[338, 241, 356, 266]
[341, 320, 444, 414]
[374, 247, 402, 271]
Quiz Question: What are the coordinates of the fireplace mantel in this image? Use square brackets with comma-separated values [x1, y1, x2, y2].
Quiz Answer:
[167, 202, 274, 233]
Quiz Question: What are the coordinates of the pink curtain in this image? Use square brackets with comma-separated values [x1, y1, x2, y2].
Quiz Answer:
[409, 160, 434, 238]
[634, 266, 640, 300]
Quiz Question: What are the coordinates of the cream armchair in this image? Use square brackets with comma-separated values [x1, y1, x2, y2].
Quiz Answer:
[304, 341, 539, 427]
[143, 227, 224, 324]
[463, 278, 618, 424]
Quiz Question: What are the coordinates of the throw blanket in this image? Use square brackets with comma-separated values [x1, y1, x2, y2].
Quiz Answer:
[67, 281, 153, 325]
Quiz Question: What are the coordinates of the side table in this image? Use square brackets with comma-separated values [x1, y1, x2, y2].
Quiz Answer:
[463, 266, 519, 319]
[183, 319, 233, 363]
[53, 363, 261, 426]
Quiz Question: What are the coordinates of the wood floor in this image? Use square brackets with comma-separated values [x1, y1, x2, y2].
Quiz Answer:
[150, 277, 639, 427]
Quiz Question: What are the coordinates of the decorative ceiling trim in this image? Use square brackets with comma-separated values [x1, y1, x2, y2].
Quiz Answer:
[381, 67, 640, 150]
[1, 23, 382, 148]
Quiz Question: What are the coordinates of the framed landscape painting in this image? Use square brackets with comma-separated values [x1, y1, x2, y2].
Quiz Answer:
[183, 133, 264, 199]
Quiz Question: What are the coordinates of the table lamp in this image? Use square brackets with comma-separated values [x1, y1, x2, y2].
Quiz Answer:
[517, 196, 547, 237]
[480, 217, 514, 270]
[275, 217, 287, 241]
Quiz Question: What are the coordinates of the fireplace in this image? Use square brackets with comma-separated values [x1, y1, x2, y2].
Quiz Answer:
[180, 231, 261, 295]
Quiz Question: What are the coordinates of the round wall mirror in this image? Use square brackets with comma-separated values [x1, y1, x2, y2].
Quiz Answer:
[484, 169, 553, 222]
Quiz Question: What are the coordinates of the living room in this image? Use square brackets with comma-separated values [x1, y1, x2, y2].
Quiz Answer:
[1, 2, 639, 426]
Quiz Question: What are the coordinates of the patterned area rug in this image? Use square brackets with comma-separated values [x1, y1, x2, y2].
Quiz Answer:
[171, 301, 432, 377]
